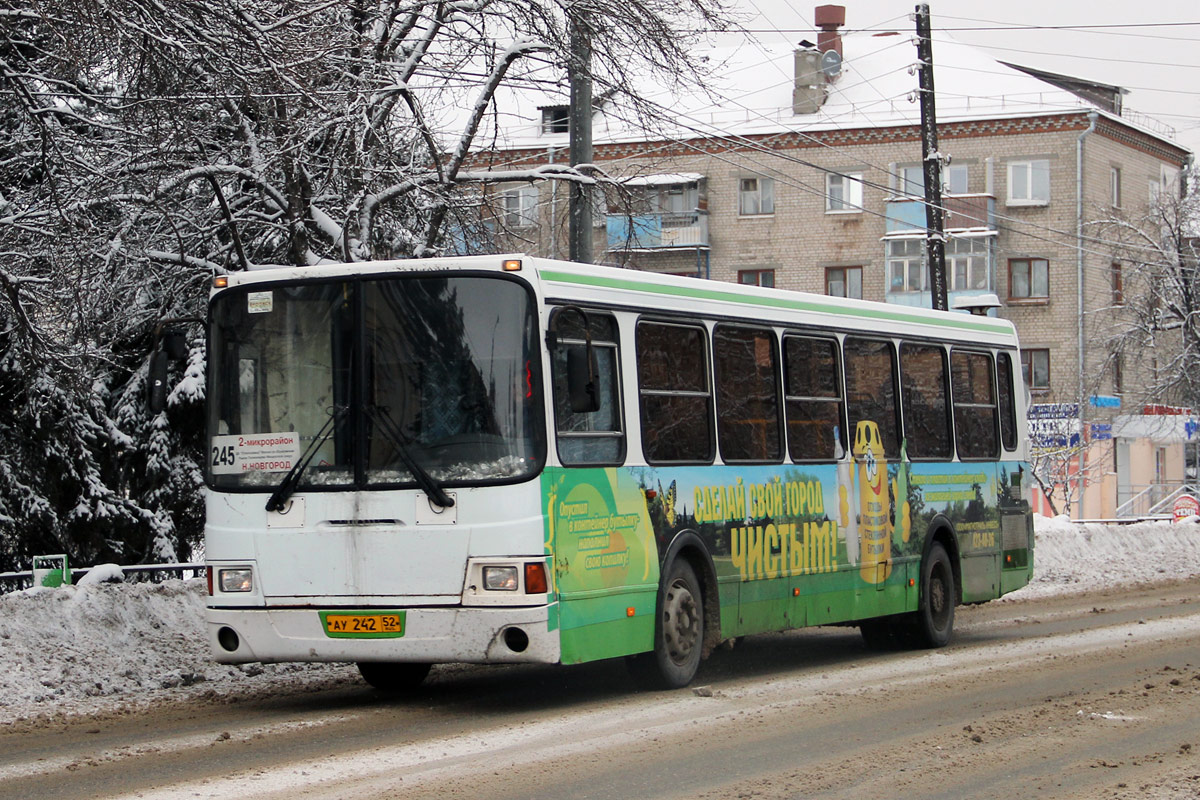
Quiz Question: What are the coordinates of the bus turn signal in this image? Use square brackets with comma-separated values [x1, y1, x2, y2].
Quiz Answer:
[525, 562, 548, 594]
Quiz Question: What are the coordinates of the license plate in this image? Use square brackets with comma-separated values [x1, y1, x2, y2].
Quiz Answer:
[320, 611, 406, 638]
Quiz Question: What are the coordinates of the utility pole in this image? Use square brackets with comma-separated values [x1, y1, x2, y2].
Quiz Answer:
[915, 3, 948, 311]
[568, 11, 594, 264]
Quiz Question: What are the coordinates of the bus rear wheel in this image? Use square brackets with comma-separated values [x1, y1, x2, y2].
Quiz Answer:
[628, 559, 704, 690]
[356, 661, 432, 692]
[908, 543, 955, 648]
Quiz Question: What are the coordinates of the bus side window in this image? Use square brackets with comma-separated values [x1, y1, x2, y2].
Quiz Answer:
[550, 309, 625, 465]
[713, 325, 782, 463]
[900, 342, 952, 459]
[783, 335, 845, 461]
[996, 352, 1018, 451]
[844, 337, 901, 459]
[636, 321, 714, 464]
[951, 350, 999, 460]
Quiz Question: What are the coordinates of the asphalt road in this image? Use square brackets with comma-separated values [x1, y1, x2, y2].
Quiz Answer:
[3, 580, 1199, 800]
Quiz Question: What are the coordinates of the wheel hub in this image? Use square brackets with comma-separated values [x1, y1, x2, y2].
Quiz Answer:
[662, 579, 700, 665]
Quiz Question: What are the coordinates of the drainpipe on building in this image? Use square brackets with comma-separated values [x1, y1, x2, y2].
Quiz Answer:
[1076, 110, 1098, 518]
[548, 145, 558, 259]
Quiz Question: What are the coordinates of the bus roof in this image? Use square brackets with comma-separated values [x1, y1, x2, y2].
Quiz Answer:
[216, 253, 1019, 347]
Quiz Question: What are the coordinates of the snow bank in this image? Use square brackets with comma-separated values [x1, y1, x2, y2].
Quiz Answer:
[1010, 515, 1200, 599]
[0, 580, 352, 724]
[2, 516, 1199, 723]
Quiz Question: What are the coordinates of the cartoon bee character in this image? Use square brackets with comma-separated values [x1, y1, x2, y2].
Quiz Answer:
[853, 420, 891, 584]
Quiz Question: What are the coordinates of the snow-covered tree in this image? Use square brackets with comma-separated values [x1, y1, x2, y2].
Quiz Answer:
[0, 0, 733, 571]
[1088, 184, 1200, 416]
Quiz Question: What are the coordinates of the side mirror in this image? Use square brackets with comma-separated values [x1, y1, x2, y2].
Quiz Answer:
[163, 330, 189, 361]
[148, 350, 169, 414]
[566, 345, 600, 413]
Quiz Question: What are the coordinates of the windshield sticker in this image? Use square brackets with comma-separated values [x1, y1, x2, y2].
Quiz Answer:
[210, 433, 300, 475]
[247, 291, 274, 314]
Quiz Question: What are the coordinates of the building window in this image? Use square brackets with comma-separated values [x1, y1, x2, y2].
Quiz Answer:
[1149, 179, 1162, 206]
[826, 172, 863, 212]
[1020, 348, 1050, 391]
[1112, 262, 1124, 305]
[1110, 167, 1122, 208]
[500, 185, 538, 228]
[540, 105, 569, 135]
[887, 238, 925, 293]
[900, 165, 924, 197]
[738, 269, 775, 288]
[826, 266, 862, 299]
[1008, 258, 1049, 299]
[947, 164, 969, 194]
[739, 177, 775, 216]
[1007, 159, 1050, 205]
[947, 238, 989, 291]
[643, 183, 699, 214]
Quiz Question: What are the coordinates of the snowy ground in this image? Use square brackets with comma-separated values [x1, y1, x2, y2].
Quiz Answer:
[3, 514, 1200, 725]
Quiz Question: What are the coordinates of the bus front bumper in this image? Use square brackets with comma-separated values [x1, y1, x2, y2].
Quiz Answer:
[206, 604, 560, 665]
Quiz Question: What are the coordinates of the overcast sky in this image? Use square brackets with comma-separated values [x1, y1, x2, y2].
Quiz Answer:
[732, 0, 1200, 157]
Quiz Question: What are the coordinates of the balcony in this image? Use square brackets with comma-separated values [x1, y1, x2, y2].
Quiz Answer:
[883, 193, 998, 310]
[885, 193, 995, 233]
[606, 211, 709, 251]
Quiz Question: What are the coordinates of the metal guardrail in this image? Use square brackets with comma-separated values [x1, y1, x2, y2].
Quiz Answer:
[0, 562, 206, 593]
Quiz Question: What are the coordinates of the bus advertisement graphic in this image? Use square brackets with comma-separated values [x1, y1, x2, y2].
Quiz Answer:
[544, 446, 1024, 658]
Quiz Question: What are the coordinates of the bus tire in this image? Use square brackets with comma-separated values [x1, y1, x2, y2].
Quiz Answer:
[628, 559, 704, 689]
[356, 661, 432, 692]
[909, 543, 955, 648]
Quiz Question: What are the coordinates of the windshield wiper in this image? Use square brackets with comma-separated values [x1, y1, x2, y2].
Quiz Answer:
[366, 405, 456, 509]
[265, 406, 348, 512]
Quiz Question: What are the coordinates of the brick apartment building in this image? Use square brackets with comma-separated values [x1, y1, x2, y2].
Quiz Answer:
[472, 6, 1194, 518]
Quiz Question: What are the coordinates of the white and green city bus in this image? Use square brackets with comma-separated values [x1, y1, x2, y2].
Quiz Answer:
[201, 254, 1033, 690]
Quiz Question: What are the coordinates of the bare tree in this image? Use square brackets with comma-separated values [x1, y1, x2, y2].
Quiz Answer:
[1088, 187, 1200, 415]
[0, 0, 734, 570]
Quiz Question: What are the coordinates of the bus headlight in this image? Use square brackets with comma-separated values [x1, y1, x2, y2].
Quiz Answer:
[218, 568, 253, 593]
[482, 566, 519, 591]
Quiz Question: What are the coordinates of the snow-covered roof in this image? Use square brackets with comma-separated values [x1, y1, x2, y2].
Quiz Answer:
[484, 26, 1180, 153]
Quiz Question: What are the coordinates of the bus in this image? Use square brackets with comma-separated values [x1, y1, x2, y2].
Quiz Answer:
[199, 254, 1033, 690]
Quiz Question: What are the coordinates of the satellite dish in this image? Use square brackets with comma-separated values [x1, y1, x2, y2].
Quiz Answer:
[820, 50, 842, 78]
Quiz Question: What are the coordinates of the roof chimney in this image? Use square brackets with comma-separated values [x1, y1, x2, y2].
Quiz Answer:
[815, 5, 845, 58]
[792, 48, 826, 114]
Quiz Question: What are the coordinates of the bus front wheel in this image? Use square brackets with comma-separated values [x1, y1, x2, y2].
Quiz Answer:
[356, 661, 432, 692]
[628, 559, 704, 690]
[909, 543, 955, 648]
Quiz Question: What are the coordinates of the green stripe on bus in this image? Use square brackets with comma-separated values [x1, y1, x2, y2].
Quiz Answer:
[539, 269, 1012, 335]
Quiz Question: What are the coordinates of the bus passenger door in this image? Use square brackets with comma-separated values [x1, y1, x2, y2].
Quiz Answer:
[956, 462, 1001, 602]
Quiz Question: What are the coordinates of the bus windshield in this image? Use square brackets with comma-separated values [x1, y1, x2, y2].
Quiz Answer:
[208, 274, 543, 491]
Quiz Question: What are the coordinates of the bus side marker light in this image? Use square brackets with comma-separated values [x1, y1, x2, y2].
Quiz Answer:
[909, 579, 915, 587]
[792, 588, 800, 597]
[627, 607, 635, 617]
[503, 259, 522, 271]
[483, 566, 519, 591]
[213, 276, 229, 288]
[524, 563, 548, 594]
